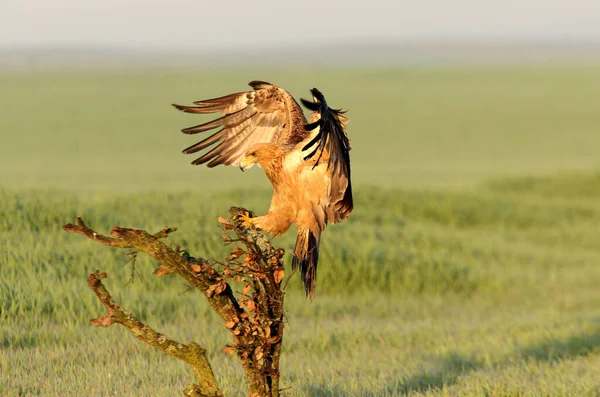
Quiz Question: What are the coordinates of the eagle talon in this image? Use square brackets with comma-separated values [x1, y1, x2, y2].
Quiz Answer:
[236, 212, 255, 228]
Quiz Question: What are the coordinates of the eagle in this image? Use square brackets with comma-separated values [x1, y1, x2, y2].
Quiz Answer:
[173, 81, 353, 300]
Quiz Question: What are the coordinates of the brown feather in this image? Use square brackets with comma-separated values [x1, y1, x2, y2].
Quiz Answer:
[192, 92, 246, 106]
[173, 81, 309, 167]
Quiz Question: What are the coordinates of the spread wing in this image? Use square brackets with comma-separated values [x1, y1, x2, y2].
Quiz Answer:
[172, 81, 307, 167]
[290, 88, 353, 299]
[300, 88, 353, 222]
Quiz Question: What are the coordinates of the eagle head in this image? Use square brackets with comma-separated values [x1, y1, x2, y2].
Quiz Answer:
[239, 143, 283, 172]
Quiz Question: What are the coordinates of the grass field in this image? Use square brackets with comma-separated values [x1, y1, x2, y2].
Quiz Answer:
[1, 66, 600, 396]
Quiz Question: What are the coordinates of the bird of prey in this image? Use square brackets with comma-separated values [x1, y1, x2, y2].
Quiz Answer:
[173, 81, 352, 300]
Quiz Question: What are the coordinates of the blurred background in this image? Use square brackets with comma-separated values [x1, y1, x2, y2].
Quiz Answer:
[2, 0, 600, 190]
[3, 2, 600, 396]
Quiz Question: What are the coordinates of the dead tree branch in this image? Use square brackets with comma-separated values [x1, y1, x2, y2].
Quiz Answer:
[63, 207, 287, 397]
[87, 270, 221, 397]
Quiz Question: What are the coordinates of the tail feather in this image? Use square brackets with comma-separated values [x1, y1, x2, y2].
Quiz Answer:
[292, 230, 320, 300]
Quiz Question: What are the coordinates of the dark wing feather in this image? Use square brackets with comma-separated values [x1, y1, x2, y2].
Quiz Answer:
[300, 89, 353, 221]
[173, 81, 307, 167]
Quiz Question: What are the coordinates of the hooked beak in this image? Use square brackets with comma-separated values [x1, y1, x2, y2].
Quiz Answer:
[239, 156, 253, 172]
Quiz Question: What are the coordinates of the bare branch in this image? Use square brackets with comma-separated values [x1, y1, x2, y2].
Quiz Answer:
[63, 217, 244, 325]
[64, 208, 288, 397]
[87, 271, 222, 397]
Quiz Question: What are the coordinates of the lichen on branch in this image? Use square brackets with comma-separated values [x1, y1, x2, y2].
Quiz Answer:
[87, 270, 221, 397]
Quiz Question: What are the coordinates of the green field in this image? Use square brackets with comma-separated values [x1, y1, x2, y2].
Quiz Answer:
[1, 66, 600, 396]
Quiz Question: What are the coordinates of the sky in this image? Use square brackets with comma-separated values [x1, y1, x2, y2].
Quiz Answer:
[1, 0, 600, 51]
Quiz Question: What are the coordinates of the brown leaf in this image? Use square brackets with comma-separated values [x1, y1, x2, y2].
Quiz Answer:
[191, 264, 202, 273]
[153, 268, 169, 276]
[243, 284, 251, 296]
[225, 321, 236, 329]
[222, 346, 235, 355]
[206, 284, 218, 297]
[254, 347, 263, 361]
[91, 315, 114, 327]
[244, 254, 252, 262]
[217, 216, 231, 225]
[215, 283, 226, 295]
[273, 269, 284, 284]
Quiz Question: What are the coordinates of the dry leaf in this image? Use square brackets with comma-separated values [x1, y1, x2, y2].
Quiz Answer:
[215, 283, 226, 295]
[243, 284, 251, 296]
[217, 216, 230, 225]
[190, 264, 202, 273]
[154, 268, 169, 276]
[206, 284, 218, 296]
[273, 269, 284, 284]
[91, 315, 114, 327]
[222, 346, 235, 355]
[225, 321, 236, 329]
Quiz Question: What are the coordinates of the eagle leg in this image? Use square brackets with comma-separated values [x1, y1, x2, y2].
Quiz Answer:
[235, 211, 256, 229]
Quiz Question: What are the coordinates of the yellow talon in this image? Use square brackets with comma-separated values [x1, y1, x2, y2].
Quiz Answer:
[237, 212, 255, 228]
